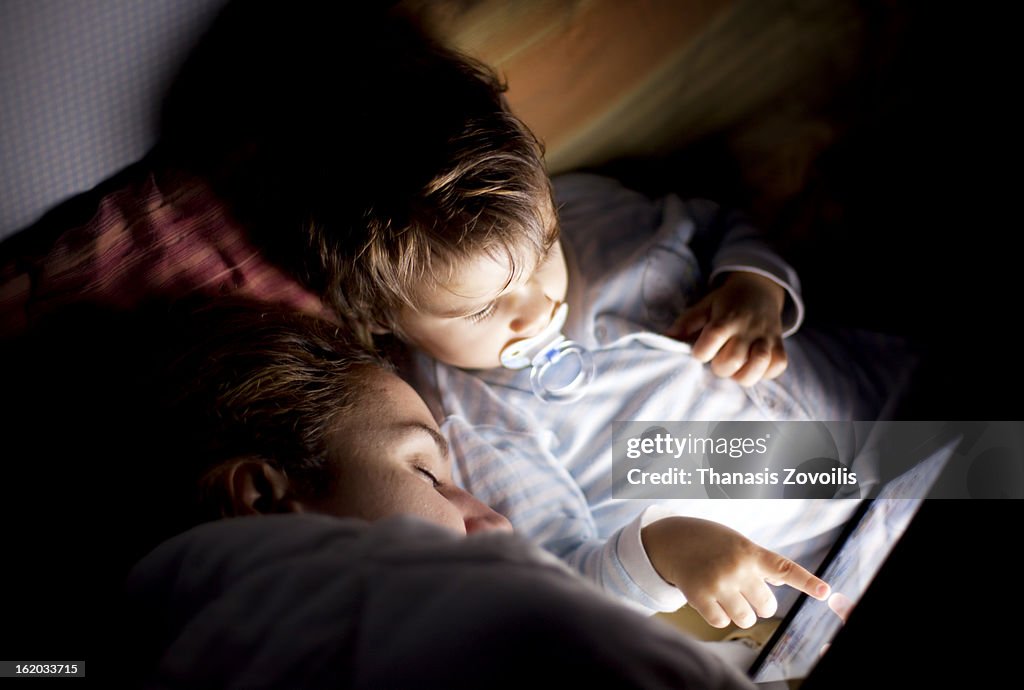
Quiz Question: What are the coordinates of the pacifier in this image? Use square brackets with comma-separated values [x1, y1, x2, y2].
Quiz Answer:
[499, 303, 594, 403]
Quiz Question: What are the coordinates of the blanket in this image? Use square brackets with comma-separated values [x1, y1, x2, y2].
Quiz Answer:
[124, 513, 757, 689]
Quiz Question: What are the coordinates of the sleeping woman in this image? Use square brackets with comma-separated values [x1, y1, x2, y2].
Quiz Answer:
[1, 301, 758, 689]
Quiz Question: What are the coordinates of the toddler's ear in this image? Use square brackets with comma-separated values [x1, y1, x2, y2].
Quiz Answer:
[201, 458, 304, 517]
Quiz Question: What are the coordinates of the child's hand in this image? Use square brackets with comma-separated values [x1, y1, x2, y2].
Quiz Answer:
[641, 517, 830, 629]
[666, 271, 788, 386]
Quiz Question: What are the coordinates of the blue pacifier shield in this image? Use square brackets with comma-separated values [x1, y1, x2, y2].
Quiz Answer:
[529, 340, 594, 403]
[500, 303, 594, 403]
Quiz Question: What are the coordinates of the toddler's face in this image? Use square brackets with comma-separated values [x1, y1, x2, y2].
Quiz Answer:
[394, 200, 568, 369]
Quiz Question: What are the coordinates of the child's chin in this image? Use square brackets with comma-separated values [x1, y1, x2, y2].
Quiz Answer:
[444, 354, 502, 371]
[463, 360, 503, 371]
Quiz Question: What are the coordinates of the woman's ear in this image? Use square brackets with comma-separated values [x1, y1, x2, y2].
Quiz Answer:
[203, 458, 305, 517]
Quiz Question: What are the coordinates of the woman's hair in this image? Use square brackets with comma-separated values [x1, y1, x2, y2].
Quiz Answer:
[2, 299, 388, 660]
[157, 302, 392, 517]
[157, 0, 553, 347]
[4, 299, 389, 562]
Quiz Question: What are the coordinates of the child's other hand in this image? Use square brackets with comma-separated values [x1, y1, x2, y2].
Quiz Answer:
[641, 517, 830, 629]
[666, 271, 788, 386]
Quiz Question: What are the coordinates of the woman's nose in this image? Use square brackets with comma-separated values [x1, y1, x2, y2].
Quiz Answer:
[450, 487, 514, 534]
[508, 282, 553, 335]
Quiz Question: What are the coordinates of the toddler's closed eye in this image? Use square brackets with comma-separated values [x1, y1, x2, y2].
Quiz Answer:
[465, 302, 497, 324]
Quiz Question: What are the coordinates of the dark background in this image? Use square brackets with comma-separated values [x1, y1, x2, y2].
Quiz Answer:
[800, 6, 1022, 687]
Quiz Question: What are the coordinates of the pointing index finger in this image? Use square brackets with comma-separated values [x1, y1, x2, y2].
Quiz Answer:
[764, 553, 831, 600]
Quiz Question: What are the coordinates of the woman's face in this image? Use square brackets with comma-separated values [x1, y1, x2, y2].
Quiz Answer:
[303, 369, 512, 535]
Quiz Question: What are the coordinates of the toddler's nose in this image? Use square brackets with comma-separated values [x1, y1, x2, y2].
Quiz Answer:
[509, 283, 554, 336]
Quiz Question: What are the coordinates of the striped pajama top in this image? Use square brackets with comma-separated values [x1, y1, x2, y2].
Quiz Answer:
[412, 173, 911, 613]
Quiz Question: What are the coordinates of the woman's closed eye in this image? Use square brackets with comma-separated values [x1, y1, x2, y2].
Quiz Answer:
[416, 466, 441, 488]
[465, 301, 497, 324]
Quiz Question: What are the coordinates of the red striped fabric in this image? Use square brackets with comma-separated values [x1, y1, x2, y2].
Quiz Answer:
[0, 173, 330, 338]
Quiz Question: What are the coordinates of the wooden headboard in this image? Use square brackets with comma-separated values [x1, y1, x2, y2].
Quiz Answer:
[401, 0, 874, 224]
